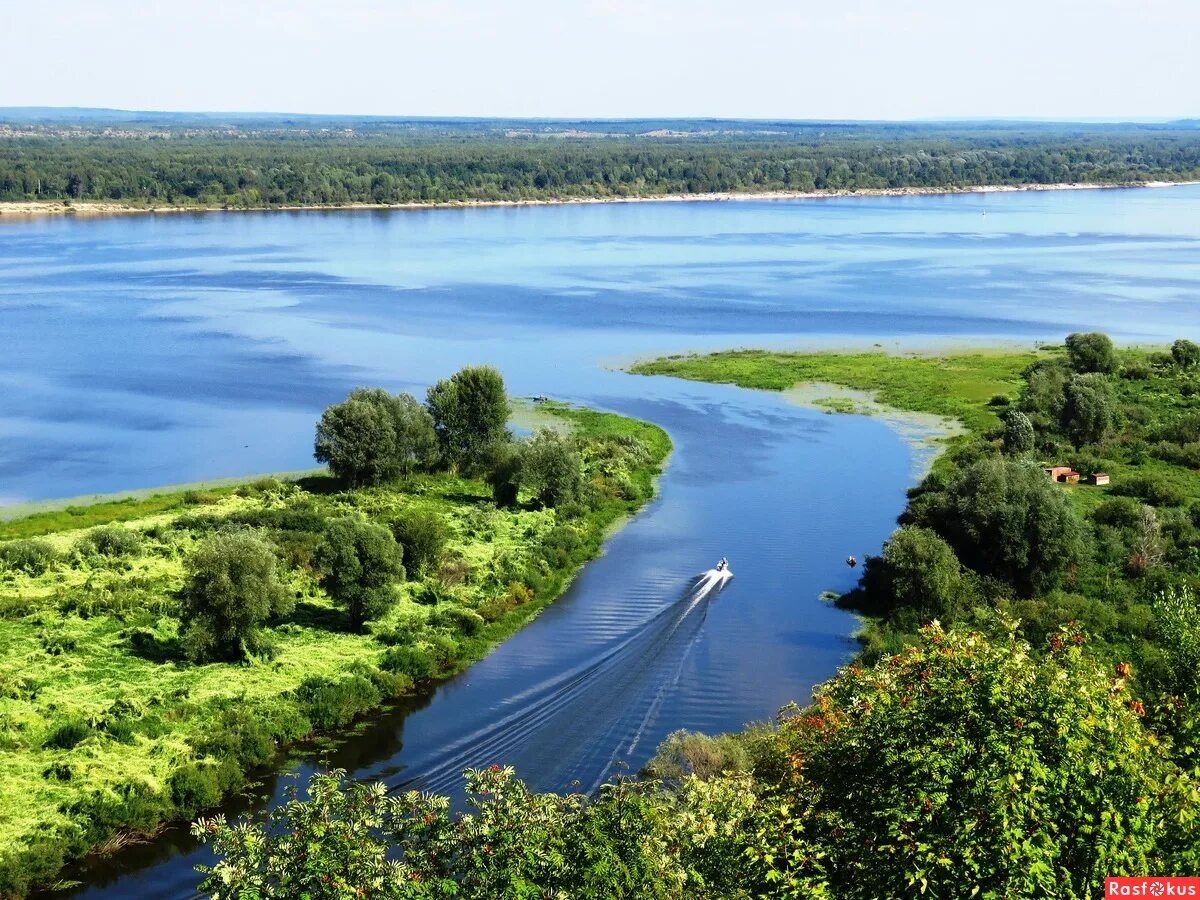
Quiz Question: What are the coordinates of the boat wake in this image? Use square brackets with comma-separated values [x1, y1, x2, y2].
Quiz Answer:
[388, 566, 732, 798]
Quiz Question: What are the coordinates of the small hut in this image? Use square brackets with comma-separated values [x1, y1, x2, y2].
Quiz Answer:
[1045, 466, 1080, 484]
[1089, 472, 1111, 486]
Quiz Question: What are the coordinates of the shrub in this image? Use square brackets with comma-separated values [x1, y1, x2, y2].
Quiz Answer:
[75, 524, 143, 558]
[43, 719, 90, 750]
[752, 625, 1197, 899]
[380, 644, 437, 680]
[1172, 338, 1200, 370]
[0, 538, 59, 576]
[316, 517, 405, 629]
[430, 604, 485, 637]
[1065, 331, 1117, 374]
[519, 428, 585, 508]
[295, 674, 382, 730]
[390, 510, 449, 578]
[178, 530, 293, 662]
[1112, 475, 1188, 508]
[170, 763, 222, 817]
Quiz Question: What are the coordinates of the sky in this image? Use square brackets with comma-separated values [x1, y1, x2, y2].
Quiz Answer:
[3, 0, 1196, 120]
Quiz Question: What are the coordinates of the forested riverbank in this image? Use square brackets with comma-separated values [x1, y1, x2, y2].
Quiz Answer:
[3, 117, 1200, 209]
[0, 371, 669, 896]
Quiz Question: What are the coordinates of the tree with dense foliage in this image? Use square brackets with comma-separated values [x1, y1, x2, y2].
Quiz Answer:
[517, 428, 585, 509]
[178, 530, 293, 662]
[314, 388, 435, 487]
[912, 457, 1087, 595]
[1064, 331, 1118, 374]
[857, 526, 966, 624]
[315, 517, 405, 629]
[484, 443, 523, 508]
[389, 511, 448, 578]
[1000, 408, 1035, 455]
[1060, 372, 1119, 446]
[1017, 358, 1070, 431]
[1172, 338, 1200, 370]
[750, 624, 1200, 899]
[426, 366, 510, 473]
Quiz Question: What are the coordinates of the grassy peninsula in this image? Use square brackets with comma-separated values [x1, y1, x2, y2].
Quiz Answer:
[0, 375, 669, 895]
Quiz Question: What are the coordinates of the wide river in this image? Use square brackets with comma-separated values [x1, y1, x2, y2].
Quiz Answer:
[3, 185, 1200, 897]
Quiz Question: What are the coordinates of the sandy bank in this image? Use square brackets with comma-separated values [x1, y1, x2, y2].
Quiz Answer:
[1, 179, 1196, 220]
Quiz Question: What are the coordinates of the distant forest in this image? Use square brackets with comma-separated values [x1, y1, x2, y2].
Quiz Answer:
[2, 114, 1200, 206]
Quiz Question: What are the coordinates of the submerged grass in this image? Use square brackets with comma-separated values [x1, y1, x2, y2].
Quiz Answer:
[632, 348, 1040, 435]
[0, 405, 668, 896]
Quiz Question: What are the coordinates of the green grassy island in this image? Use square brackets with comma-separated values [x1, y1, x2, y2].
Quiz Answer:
[0, 372, 669, 895]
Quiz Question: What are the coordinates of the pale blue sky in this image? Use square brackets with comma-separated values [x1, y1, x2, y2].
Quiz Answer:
[4, 0, 1196, 119]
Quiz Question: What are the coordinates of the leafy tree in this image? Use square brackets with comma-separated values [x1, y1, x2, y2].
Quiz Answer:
[518, 428, 584, 509]
[314, 390, 399, 487]
[858, 526, 966, 623]
[1017, 358, 1070, 430]
[1060, 372, 1119, 446]
[316, 517, 404, 629]
[1001, 409, 1035, 455]
[179, 531, 292, 662]
[389, 511, 448, 578]
[1172, 338, 1200, 370]
[752, 624, 1199, 899]
[314, 388, 436, 486]
[915, 457, 1087, 595]
[1064, 331, 1117, 374]
[484, 442, 522, 507]
[425, 366, 510, 473]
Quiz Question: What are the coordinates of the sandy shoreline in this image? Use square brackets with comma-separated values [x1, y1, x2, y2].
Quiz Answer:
[1, 179, 1196, 220]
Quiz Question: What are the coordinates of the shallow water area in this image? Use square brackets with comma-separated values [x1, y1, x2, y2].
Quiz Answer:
[4, 186, 1200, 897]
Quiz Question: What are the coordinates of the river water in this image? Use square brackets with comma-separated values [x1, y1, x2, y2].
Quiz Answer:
[3, 185, 1200, 897]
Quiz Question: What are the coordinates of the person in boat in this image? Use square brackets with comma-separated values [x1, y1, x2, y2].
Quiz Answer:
[846, 555, 857, 568]
[716, 557, 728, 571]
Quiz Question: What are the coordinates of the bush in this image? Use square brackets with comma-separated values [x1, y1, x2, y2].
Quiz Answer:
[316, 517, 405, 629]
[519, 428, 585, 508]
[295, 674, 382, 730]
[1065, 331, 1117, 374]
[43, 719, 90, 750]
[0, 538, 59, 576]
[170, 763, 222, 816]
[753, 625, 1197, 899]
[75, 525, 143, 558]
[1112, 475, 1188, 508]
[390, 511, 448, 578]
[430, 604, 485, 637]
[380, 644, 437, 680]
[178, 530, 293, 662]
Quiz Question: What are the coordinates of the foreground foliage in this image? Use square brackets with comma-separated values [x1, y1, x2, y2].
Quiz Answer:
[195, 626, 1198, 899]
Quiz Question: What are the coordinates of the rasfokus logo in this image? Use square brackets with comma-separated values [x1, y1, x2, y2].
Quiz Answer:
[1106, 878, 1200, 897]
